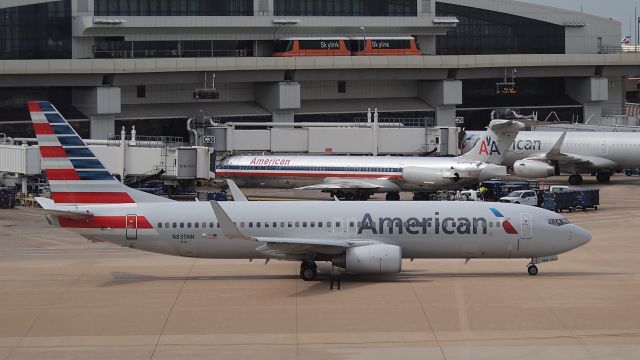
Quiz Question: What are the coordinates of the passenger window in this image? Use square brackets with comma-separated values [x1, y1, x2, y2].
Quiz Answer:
[256, 222, 261, 228]
[194, 222, 199, 228]
[180, 222, 184, 228]
[281, 222, 285, 227]
[273, 222, 277, 227]
[264, 222, 268, 228]
[295, 222, 300, 227]
[216, 223, 220, 228]
[249, 222, 253, 227]
[318, 222, 322, 228]
[303, 222, 307, 227]
[202, 222, 206, 228]
[187, 223, 191, 228]
[240, 222, 245, 228]
[349, 221, 355, 227]
[172, 222, 177, 228]
[158, 223, 162, 228]
[310, 222, 315, 228]
[165, 222, 169, 228]
[335, 221, 341, 227]
[327, 221, 331, 227]
[288, 222, 292, 227]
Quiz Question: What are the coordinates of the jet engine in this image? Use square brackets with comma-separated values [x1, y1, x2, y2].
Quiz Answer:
[402, 166, 454, 186]
[513, 160, 557, 178]
[332, 244, 402, 274]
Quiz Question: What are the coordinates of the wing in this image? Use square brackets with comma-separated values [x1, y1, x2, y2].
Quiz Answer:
[296, 178, 385, 191]
[524, 132, 618, 170]
[209, 201, 378, 259]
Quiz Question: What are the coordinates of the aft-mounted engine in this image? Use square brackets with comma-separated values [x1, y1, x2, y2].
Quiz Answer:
[332, 244, 402, 274]
[513, 160, 557, 178]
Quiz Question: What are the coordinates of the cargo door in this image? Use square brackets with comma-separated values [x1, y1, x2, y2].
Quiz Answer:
[178, 238, 195, 257]
[125, 214, 138, 240]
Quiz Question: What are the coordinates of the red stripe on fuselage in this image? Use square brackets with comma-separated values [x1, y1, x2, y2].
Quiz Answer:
[52, 192, 135, 204]
[40, 146, 67, 158]
[28, 101, 42, 112]
[59, 215, 152, 229]
[216, 171, 403, 180]
[46, 169, 80, 181]
[33, 123, 54, 135]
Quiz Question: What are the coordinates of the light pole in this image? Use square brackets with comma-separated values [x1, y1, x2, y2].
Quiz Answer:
[360, 26, 366, 55]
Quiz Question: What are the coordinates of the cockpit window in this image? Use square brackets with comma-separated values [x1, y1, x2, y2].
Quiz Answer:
[548, 218, 571, 226]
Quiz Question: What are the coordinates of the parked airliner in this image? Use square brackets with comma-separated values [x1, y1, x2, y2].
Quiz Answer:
[216, 120, 522, 201]
[29, 101, 591, 280]
[462, 130, 640, 185]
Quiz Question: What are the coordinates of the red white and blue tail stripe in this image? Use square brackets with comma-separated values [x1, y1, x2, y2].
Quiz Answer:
[28, 101, 167, 205]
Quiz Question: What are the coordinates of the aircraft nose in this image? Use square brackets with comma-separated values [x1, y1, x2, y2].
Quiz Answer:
[572, 225, 592, 247]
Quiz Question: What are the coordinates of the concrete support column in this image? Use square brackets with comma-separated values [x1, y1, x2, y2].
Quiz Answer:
[73, 87, 122, 139]
[90, 115, 116, 140]
[254, 0, 273, 16]
[255, 82, 301, 123]
[418, 80, 462, 127]
[566, 77, 608, 122]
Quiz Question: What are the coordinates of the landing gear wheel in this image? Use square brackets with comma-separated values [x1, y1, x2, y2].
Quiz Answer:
[300, 261, 317, 281]
[527, 265, 539, 276]
[596, 172, 611, 184]
[568, 174, 583, 186]
[386, 192, 400, 201]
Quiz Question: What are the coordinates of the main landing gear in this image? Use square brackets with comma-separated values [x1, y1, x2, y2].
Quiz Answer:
[300, 261, 317, 281]
[568, 174, 583, 185]
[527, 264, 539, 276]
[385, 192, 401, 201]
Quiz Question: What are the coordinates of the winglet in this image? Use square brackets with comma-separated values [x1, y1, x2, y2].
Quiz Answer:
[226, 179, 248, 202]
[209, 201, 253, 240]
[548, 132, 567, 156]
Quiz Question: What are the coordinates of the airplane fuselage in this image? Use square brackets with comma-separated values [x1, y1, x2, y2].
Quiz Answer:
[216, 155, 505, 192]
[53, 201, 589, 261]
[466, 131, 640, 171]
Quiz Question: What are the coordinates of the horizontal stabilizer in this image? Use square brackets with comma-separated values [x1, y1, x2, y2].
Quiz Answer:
[35, 197, 94, 219]
[226, 179, 248, 202]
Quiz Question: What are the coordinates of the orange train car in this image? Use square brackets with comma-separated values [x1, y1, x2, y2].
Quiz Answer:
[273, 37, 351, 57]
[273, 36, 422, 57]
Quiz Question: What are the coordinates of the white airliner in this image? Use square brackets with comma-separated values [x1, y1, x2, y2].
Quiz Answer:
[216, 120, 521, 201]
[463, 130, 640, 185]
[29, 101, 591, 280]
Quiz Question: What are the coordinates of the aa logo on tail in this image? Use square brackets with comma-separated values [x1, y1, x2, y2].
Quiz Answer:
[479, 136, 501, 156]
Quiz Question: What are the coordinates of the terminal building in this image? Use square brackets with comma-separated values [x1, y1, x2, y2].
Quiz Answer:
[0, 0, 639, 140]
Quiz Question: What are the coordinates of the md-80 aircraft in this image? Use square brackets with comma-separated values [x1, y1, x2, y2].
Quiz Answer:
[463, 130, 640, 185]
[29, 101, 591, 280]
[216, 120, 522, 201]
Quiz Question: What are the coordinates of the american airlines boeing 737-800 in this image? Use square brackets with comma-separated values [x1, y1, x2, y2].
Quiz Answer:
[29, 101, 591, 280]
[216, 120, 521, 201]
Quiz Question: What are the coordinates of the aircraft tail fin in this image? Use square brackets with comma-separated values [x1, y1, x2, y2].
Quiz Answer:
[459, 120, 522, 164]
[28, 101, 170, 205]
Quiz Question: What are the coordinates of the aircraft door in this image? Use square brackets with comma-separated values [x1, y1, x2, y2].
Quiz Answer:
[125, 214, 138, 240]
[178, 239, 195, 257]
[520, 213, 532, 239]
[600, 139, 609, 156]
[332, 218, 343, 233]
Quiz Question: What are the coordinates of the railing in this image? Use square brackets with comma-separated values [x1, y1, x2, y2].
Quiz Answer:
[351, 117, 435, 128]
[600, 45, 640, 54]
[106, 135, 185, 147]
[94, 49, 251, 59]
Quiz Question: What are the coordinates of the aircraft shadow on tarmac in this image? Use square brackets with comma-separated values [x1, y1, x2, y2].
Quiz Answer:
[103, 270, 626, 295]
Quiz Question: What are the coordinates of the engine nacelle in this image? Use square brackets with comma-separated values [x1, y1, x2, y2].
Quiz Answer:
[332, 244, 402, 274]
[513, 160, 556, 178]
[403, 166, 455, 186]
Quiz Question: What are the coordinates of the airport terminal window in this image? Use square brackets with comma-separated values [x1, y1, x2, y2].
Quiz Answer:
[94, 38, 254, 58]
[95, 0, 253, 16]
[0, 0, 71, 59]
[274, 0, 416, 16]
[436, 3, 565, 55]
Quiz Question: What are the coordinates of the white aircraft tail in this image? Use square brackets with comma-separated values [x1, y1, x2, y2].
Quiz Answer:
[459, 120, 522, 164]
[28, 101, 171, 205]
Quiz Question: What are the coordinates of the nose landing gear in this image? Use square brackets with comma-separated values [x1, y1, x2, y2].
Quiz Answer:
[527, 264, 539, 276]
[527, 256, 558, 276]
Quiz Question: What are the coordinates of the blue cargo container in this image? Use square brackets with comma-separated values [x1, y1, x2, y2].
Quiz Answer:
[543, 191, 576, 213]
[574, 189, 600, 211]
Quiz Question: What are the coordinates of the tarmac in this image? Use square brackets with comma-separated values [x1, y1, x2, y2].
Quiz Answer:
[1, 175, 639, 359]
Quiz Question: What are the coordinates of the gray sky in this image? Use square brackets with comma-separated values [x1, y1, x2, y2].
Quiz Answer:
[523, 0, 639, 39]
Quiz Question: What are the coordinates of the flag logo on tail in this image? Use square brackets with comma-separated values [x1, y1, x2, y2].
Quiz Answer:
[28, 101, 135, 205]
